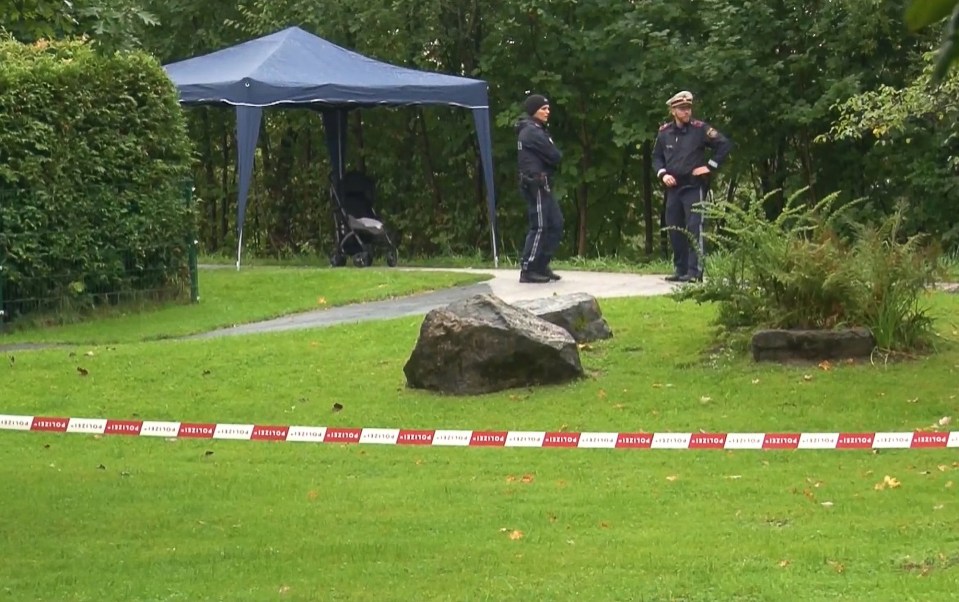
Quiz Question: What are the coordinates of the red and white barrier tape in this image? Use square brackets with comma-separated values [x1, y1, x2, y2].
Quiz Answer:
[1, 415, 958, 450]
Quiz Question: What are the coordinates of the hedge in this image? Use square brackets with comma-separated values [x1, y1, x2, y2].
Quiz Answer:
[0, 37, 196, 321]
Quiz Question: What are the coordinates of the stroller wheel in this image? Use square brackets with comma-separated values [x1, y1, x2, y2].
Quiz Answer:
[386, 249, 398, 267]
[352, 251, 372, 268]
[329, 252, 347, 267]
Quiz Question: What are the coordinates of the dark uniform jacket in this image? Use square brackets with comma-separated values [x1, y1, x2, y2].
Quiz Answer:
[516, 117, 562, 183]
[652, 119, 732, 186]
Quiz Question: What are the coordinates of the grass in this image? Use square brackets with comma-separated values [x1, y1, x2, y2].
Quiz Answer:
[2, 289, 959, 600]
[0, 266, 489, 345]
[199, 250, 676, 274]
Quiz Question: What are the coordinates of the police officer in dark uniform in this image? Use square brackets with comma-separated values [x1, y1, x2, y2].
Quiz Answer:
[516, 93, 563, 284]
[652, 90, 732, 282]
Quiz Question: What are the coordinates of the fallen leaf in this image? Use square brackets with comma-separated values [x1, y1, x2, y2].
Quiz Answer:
[558, 423, 569, 432]
[778, 560, 791, 568]
[566, 539, 575, 545]
[508, 530, 524, 541]
[827, 560, 845, 574]
[599, 521, 610, 528]
[700, 396, 712, 403]
[97, 464, 106, 470]
[331, 403, 343, 413]
[506, 475, 517, 483]
[279, 586, 291, 595]
[85, 351, 95, 357]
[316, 297, 327, 305]
[521, 474, 535, 484]
[612, 403, 626, 410]
[939, 416, 952, 427]
[547, 513, 558, 523]
[938, 465, 949, 472]
[597, 389, 607, 399]
[751, 378, 760, 385]
[577, 343, 593, 351]
[818, 360, 832, 371]
[204, 450, 214, 457]
[802, 374, 813, 381]
[946, 481, 954, 489]
[652, 383, 663, 388]
[666, 475, 679, 482]
[725, 475, 743, 480]
[907, 397, 919, 404]
[934, 504, 945, 510]
[77, 367, 89, 376]
[307, 490, 318, 501]
[875, 475, 901, 490]
[821, 501, 834, 508]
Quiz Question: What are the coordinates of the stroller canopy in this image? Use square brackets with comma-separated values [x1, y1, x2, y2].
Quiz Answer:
[163, 26, 498, 265]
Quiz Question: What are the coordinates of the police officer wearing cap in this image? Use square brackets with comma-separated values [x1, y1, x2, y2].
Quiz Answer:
[516, 93, 563, 284]
[653, 91, 732, 282]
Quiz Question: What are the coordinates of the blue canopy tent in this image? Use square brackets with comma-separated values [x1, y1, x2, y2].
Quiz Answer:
[163, 26, 498, 268]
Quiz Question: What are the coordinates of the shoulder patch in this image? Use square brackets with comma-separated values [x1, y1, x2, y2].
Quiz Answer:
[690, 119, 705, 127]
[659, 122, 670, 132]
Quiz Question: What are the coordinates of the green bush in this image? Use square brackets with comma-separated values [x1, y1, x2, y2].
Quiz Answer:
[0, 38, 195, 322]
[675, 188, 942, 352]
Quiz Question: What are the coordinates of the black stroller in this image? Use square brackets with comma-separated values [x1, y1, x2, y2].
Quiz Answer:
[328, 171, 398, 268]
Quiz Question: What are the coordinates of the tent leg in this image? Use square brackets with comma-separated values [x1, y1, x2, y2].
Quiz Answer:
[236, 230, 244, 271]
[490, 228, 499, 268]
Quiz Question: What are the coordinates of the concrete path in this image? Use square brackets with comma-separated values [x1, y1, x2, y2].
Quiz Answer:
[187, 268, 676, 340]
[0, 267, 677, 349]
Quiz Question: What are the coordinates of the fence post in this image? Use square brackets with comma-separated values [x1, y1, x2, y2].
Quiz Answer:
[184, 183, 200, 303]
[0, 263, 5, 331]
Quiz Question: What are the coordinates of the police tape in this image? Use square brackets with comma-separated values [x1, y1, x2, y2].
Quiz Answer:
[1, 414, 958, 450]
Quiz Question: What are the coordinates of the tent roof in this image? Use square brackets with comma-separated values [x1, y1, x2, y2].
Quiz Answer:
[163, 26, 489, 109]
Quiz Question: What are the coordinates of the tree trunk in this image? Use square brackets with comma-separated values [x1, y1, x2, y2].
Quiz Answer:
[417, 109, 444, 213]
[220, 123, 230, 242]
[202, 109, 217, 249]
[642, 140, 654, 255]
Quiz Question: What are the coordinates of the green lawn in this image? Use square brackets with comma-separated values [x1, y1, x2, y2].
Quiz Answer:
[1, 290, 958, 601]
[0, 266, 489, 345]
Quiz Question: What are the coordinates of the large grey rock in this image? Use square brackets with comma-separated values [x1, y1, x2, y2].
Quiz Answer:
[514, 293, 613, 343]
[404, 293, 583, 395]
[751, 328, 875, 362]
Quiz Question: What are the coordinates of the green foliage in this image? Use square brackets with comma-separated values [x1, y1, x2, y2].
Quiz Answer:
[906, 0, 959, 82]
[5, 0, 159, 51]
[0, 38, 195, 322]
[675, 188, 942, 352]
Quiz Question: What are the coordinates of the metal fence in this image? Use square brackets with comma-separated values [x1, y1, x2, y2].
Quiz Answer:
[0, 183, 199, 330]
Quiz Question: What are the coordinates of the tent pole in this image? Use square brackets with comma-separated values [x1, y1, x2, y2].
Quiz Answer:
[490, 227, 499, 268]
[236, 229, 244, 271]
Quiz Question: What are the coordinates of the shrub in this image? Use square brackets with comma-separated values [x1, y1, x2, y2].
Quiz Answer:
[0, 37, 195, 322]
[674, 188, 941, 352]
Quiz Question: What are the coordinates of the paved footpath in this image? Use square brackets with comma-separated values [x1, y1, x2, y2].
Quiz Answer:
[187, 268, 677, 340]
[0, 268, 677, 349]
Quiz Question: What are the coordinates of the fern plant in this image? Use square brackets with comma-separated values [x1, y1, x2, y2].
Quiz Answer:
[674, 189, 941, 352]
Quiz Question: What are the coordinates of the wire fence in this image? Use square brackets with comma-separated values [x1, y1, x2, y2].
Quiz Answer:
[0, 183, 199, 330]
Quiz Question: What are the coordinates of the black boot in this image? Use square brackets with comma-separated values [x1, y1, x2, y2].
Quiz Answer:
[520, 270, 550, 283]
[543, 266, 562, 281]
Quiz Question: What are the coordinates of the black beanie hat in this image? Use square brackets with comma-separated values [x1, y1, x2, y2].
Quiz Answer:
[524, 94, 549, 116]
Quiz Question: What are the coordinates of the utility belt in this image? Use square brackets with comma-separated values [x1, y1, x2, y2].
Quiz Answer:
[520, 172, 551, 192]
